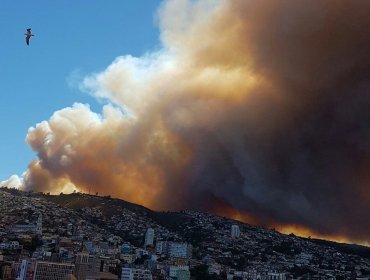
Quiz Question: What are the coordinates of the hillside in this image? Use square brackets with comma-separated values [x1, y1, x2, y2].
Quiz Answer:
[41, 192, 370, 256]
[1, 188, 370, 278]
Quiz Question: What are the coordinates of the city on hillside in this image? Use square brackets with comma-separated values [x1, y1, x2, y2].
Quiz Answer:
[0, 188, 369, 280]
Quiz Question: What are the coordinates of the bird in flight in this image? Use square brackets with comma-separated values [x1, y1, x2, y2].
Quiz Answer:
[25, 28, 35, 46]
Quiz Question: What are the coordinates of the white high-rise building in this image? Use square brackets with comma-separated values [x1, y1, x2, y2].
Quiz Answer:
[144, 228, 154, 247]
[35, 214, 42, 235]
[231, 225, 240, 238]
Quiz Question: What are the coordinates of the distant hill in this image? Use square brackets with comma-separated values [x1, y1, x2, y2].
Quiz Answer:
[1, 187, 369, 276]
[36, 191, 370, 257]
[42, 192, 151, 217]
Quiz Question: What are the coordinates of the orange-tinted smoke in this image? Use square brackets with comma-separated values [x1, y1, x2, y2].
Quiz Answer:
[2, 0, 369, 244]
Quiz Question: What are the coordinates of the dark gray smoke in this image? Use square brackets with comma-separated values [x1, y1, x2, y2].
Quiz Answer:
[4, 0, 368, 243]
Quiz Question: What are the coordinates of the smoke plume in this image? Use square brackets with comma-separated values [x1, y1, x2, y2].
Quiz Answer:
[4, 0, 370, 243]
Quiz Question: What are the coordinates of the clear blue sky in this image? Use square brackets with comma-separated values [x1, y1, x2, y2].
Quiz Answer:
[0, 1, 162, 180]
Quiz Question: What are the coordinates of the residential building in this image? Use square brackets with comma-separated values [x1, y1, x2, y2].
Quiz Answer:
[267, 272, 287, 280]
[2, 265, 13, 280]
[16, 259, 28, 280]
[169, 243, 192, 259]
[36, 215, 42, 235]
[231, 225, 240, 238]
[155, 241, 168, 255]
[177, 269, 190, 280]
[144, 228, 154, 247]
[120, 254, 135, 264]
[75, 247, 89, 280]
[33, 261, 75, 280]
[169, 265, 189, 278]
[121, 267, 152, 280]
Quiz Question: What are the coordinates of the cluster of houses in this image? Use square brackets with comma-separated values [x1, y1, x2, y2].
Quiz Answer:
[0, 189, 369, 280]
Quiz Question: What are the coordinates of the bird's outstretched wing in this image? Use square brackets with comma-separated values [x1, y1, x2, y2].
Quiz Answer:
[25, 28, 34, 45]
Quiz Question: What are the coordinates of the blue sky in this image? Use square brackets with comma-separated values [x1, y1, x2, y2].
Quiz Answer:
[0, 0, 162, 180]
